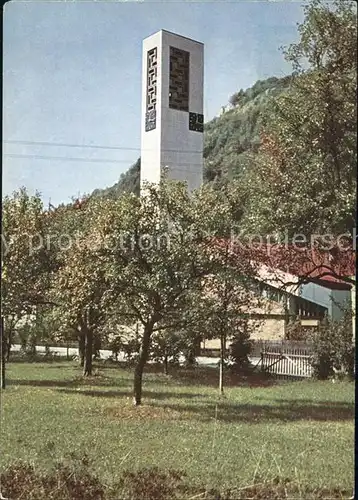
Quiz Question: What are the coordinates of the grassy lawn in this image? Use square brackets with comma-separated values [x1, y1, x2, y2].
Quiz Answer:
[0, 360, 354, 497]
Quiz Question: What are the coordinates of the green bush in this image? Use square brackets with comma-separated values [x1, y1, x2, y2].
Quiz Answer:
[150, 331, 182, 367]
[122, 338, 141, 365]
[108, 336, 121, 361]
[229, 325, 253, 372]
[310, 308, 355, 380]
[285, 320, 312, 340]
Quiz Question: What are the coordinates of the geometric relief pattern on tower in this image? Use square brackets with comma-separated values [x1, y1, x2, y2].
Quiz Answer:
[189, 112, 204, 133]
[146, 47, 158, 132]
[169, 46, 189, 112]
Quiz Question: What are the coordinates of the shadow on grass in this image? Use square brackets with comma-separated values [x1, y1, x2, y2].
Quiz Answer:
[7, 359, 281, 389]
[95, 360, 277, 388]
[30, 364, 79, 369]
[7, 366, 284, 392]
[7, 375, 132, 389]
[167, 366, 281, 388]
[148, 400, 354, 423]
[56, 388, 206, 400]
[8, 355, 72, 364]
[272, 398, 355, 405]
[55, 386, 354, 422]
[8, 379, 80, 388]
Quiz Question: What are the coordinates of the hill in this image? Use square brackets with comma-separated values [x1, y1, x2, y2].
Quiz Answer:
[91, 75, 291, 198]
[91, 158, 141, 199]
[203, 75, 291, 186]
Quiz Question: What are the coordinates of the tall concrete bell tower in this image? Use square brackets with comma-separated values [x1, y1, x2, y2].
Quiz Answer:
[140, 30, 204, 193]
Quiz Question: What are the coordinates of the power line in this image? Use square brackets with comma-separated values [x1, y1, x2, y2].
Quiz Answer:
[4, 153, 134, 165]
[3, 139, 203, 155]
[3, 152, 203, 170]
[4, 139, 132, 151]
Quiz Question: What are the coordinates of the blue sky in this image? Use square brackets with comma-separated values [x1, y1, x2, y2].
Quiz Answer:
[3, 0, 304, 206]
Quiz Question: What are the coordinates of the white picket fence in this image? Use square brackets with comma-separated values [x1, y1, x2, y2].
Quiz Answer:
[252, 340, 314, 379]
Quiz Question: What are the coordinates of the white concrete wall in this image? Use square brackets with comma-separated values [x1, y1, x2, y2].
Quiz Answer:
[141, 30, 203, 193]
[141, 31, 162, 189]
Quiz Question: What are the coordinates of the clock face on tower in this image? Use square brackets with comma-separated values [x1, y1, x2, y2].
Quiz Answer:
[189, 112, 204, 133]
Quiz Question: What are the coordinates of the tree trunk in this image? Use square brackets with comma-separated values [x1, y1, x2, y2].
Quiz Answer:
[163, 352, 169, 375]
[6, 323, 13, 362]
[78, 333, 85, 367]
[29, 337, 37, 355]
[93, 335, 101, 360]
[83, 328, 93, 376]
[133, 324, 152, 406]
[219, 333, 226, 396]
[1, 317, 6, 390]
[185, 344, 196, 366]
[6, 338, 11, 362]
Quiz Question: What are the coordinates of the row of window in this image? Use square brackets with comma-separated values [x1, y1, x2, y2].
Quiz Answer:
[257, 281, 327, 318]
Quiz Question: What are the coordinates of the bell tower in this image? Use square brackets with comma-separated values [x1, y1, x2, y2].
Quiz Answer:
[140, 30, 204, 193]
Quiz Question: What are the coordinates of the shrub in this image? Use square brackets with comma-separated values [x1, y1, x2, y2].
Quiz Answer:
[122, 338, 141, 364]
[181, 342, 199, 367]
[310, 308, 355, 380]
[150, 331, 182, 370]
[285, 320, 312, 340]
[108, 336, 121, 361]
[108, 336, 140, 365]
[229, 325, 253, 373]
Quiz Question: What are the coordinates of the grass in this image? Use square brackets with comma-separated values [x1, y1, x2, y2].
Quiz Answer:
[0, 360, 354, 497]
